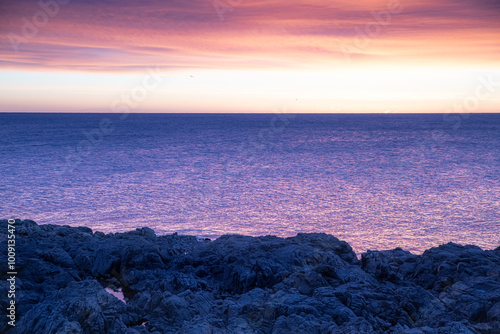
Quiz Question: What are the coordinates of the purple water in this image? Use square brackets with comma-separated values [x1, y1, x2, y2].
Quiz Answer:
[1, 113, 499, 253]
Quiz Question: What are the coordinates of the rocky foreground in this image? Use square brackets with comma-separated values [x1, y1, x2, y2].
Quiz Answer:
[1, 220, 500, 334]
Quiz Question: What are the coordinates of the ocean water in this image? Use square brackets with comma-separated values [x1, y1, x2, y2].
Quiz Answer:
[1, 113, 499, 253]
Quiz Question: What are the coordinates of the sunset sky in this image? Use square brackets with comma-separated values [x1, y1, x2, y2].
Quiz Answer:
[1, 0, 499, 113]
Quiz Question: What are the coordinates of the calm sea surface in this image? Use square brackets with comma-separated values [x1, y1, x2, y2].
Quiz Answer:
[1, 113, 499, 253]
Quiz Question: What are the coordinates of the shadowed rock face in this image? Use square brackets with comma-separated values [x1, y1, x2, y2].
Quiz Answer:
[1, 220, 499, 334]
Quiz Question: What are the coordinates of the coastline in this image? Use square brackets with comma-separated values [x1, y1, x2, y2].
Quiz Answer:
[1, 219, 499, 333]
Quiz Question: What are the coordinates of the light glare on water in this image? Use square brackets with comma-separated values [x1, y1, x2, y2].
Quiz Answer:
[1, 113, 499, 254]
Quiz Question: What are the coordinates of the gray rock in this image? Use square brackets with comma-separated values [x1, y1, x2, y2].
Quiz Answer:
[1, 219, 499, 334]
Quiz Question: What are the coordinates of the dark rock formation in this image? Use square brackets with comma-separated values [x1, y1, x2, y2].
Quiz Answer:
[1, 219, 499, 333]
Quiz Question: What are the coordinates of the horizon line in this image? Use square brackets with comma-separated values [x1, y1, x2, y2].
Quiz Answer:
[1, 111, 500, 114]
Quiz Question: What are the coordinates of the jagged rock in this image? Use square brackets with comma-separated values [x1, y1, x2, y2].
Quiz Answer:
[1, 219, 499, 334]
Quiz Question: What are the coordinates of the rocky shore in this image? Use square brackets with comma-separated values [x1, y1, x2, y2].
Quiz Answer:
[1, 219, 499, 333]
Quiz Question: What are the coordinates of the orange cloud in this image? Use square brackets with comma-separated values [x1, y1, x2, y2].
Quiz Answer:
[0, 0, 499, 72]
[1, 0, 499, 113]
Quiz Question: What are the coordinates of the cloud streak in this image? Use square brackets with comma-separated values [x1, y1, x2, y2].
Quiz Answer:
[1, 0, 499, 113]
[0, 0, 499, 72]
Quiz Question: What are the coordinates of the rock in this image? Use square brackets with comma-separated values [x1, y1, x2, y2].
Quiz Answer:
[487, 302, 500, 321]
[361, 248, 417, 282]
[11, 280, 133, 334]
[0, 219, 499, 334]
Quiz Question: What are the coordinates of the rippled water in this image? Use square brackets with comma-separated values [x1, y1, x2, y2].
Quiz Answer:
[1, 113, 499, 253]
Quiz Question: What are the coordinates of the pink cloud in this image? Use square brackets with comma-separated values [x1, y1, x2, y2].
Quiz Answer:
[0, 0, 499, 71]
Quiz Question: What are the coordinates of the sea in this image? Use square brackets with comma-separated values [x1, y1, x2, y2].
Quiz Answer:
[1, 113, 499, 254]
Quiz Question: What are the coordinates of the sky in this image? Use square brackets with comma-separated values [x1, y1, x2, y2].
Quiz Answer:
[0, 0, 499, 113]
